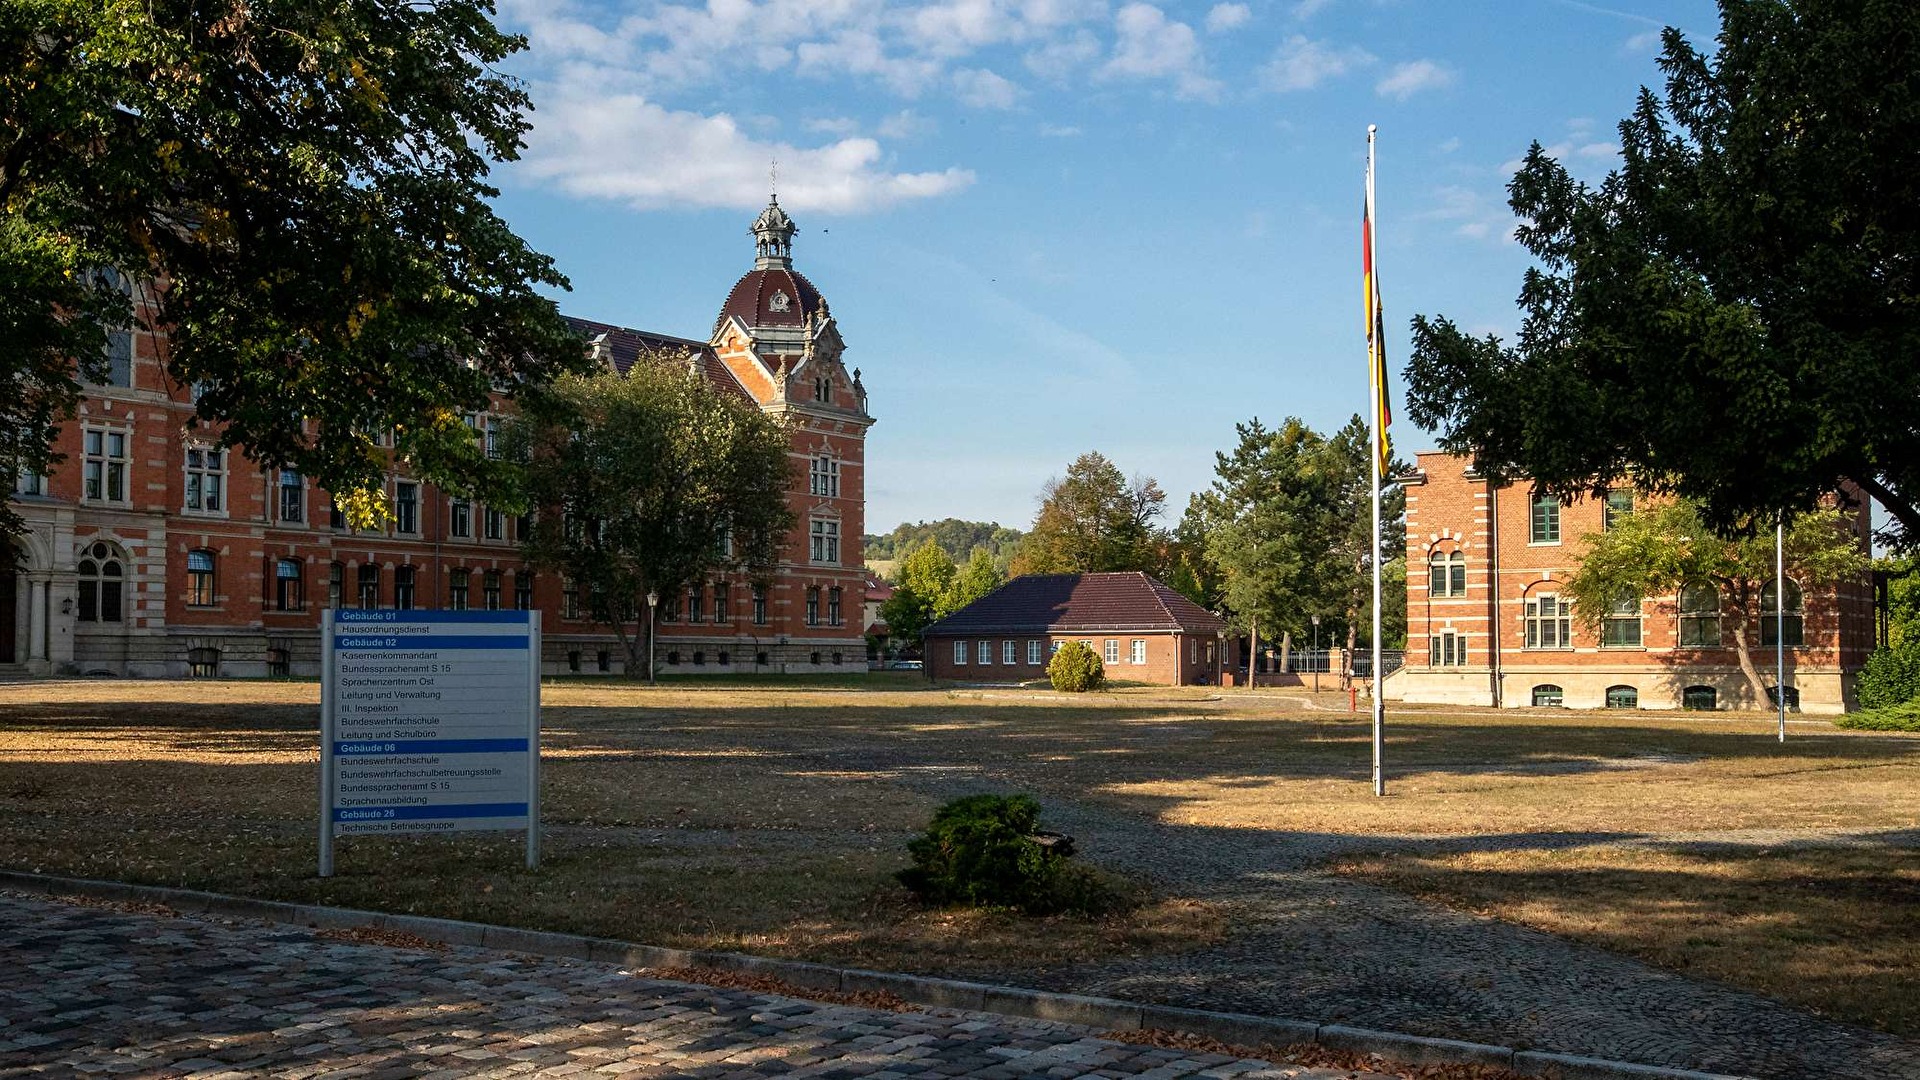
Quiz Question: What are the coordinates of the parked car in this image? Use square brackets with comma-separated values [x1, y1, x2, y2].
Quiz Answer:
[887, 659, 923, 670]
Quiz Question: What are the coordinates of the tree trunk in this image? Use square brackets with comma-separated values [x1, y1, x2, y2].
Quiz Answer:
[1279, 630, 1292, 678]
[1246, 618, 1258, 691]
[609, 616, 644, 676]
[1343, 622, 1357, 691]
[1726, 608, 1771, 707]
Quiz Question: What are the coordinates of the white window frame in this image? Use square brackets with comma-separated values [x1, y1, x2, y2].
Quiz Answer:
[954, 639, 969, 665]
[82, 426, 131, 504]
[1027, 640, 1041, 665]
[1003, 640, 1016, 665]
[1429, 629, 1466, 667]
[978, 639, 991, 665]
[809, 519, 840, 565]
[450, 498, 472, 538]
[1524, 594, 1573, 649]
[1130, 639, 1147, 665]
[277, 469, 304, 523]
[183, 445, 225, 515]
[1103, 639, 1120, 664]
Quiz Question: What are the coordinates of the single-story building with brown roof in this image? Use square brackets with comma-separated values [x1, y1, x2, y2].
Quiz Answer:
[921, 572, 1226, 686]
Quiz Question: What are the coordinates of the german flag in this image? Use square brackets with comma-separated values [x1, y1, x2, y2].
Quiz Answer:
[1363, 192, 1393, 477]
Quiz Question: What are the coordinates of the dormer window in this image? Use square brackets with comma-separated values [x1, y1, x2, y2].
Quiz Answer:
[769, 290, 791, 312]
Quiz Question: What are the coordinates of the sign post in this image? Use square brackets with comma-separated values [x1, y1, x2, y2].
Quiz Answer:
[319, 608, 541, 876]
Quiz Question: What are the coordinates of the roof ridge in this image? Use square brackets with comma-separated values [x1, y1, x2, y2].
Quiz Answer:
[1140, 570, 1181, 627]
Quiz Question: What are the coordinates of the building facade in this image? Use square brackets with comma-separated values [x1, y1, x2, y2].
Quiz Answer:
[2, 198, 873, 678]
[922, 572, 1226, 686]
[1388, 451, 1875, 714]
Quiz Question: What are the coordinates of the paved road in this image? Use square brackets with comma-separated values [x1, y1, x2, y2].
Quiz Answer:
[0, 892, 1381, 1080]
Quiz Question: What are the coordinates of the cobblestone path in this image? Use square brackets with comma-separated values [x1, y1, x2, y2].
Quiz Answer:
[0, 893, 1377, 1080]
[756, 734, 1920, 1080]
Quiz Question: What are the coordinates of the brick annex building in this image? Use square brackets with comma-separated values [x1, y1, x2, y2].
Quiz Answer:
[1388, 451, 1875, 714]
[1, 198, 873, 677]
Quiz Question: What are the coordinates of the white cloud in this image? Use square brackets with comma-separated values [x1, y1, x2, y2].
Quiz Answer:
[1375, 59, 1455, 100]
[1437, 136, 1462, 154]
[520, 89, 975, 213]
[1622, 28, 1661, 54]
[1258, 35, 1371, 92]
[805, 115, 863, 135]
[1204, 2, 1250, 32]
[877, 109, 936, 138]
[1416, 185, 1518, 243]
[952, 66, 1023, 108]
[1037, 122, 1083, 137]
[1024, 29, 1103, 78]
[1292, 0, 1333, 18]
[1101, 2, 1220, 100]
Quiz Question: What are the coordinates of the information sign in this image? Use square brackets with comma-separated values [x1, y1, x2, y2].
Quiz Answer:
[318, 608, 541, 876]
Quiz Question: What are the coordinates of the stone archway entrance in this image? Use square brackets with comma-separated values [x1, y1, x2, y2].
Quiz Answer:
[0, 563, 16, 664]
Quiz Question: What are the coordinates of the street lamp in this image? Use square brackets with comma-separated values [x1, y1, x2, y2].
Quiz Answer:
[645, 589, 659, 687]
[1311, 614, 1321, 694]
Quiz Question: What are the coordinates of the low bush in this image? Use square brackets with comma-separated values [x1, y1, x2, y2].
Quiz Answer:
[896, 793, 1130, 916]
[1835, 698, 1920, 732]
[1856, 639, 1920, 710]
[1047, 640, 1105, 693]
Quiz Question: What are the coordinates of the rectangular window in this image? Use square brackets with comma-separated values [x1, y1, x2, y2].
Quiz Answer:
[955, 639, 969, 665]
[978, 639, 991, 665]
[1530, 492, 1561, 543]
[358, 563, 381, 609]
[394, 483, 419, 534]
[562, 577, 580, 620]
[103, 327, 133, 387]
[484, 507, 505, 541]
[713, 582, 729, 623]
[15, 469, 45, 496]
[329, 497, 346, 530]
[1604, 488, 1635, 530]
[83, 429, 129, 503]
[1003, 640, 1016, 665]
[393, 566, 416, 610]
[805, 587, 820, 626]
[1027, 640, 1041, 665]
[184, 447, 224, 514]
[1601, 594, 1643, 647]
[514, 572, 533, 611]
[1429, 629, 1467, 667]
[809, 455, 840, 497]
[810, 519, 840, 564]
[484, 422, 499, 459]
[752, 585, 768, 625]
[275, 559, 304, 612]
[278, 469, 304, 523]
[1524, 595, 1573, 649]
[1131, 639, 1147, 665]
[450, 499, 472, 538]
[482, 569, 502, 610]
[328, 563, 344, 610]
[186, 550, 216, 607]
[688, 583, 705, 623]
[828, 586, 842, 627]
[449, 569, 470, 610]
[1103, 639, 1120, 665]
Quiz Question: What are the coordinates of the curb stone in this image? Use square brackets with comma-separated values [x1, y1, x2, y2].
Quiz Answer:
[0, 870, 1753, 1080]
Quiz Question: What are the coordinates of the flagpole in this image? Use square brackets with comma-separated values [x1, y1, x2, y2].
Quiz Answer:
[1776, 517, 1786, 743]
[1367, 124, 1385, 798]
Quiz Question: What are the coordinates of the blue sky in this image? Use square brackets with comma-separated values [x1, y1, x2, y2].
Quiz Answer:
[488, 0, 1724, 534]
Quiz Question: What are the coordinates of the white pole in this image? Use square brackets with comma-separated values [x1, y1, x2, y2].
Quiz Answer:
[1776, 517, 1786, 742]
[318, 608, 335, 878]
[1368, 124, 1386, 798]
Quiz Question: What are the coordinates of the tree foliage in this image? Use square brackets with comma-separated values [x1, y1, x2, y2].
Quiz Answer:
[1184, 415, 1406, 658]
[866, 519, 1023, 569]
[1406, 0, 1920, 547]
[879, 538, 956, 644]
[508, 363, 793, 669]
[0, 0, 585, 541]
[938, 548, 1006, 619]
[1562, 498, 1868, 702]
[1009, 452, 1167, 576]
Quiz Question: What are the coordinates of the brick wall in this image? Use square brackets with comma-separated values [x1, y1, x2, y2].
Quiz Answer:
[924, 631, 1217, 686]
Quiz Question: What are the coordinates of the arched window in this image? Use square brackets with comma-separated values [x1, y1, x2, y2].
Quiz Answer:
[1532, 684, 1564, 707]
[186, 550, 216, 606]
[1760, 578, 1805, 647]
[77, 540, 125, 623]
[1428, 551, 1466, 597]
[1678, 581, 1720, 647]
[1683, 685, 1718, 710]
[275, 559, 304, 612]
[1605, 685, 1639, 709]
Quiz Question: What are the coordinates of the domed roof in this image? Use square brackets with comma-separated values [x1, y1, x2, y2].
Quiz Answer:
[715, 266, 825, 334]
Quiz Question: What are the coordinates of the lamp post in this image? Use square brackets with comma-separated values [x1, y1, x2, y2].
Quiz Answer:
[1311, 614, 1322, 694]
[645, 589, 659, 687]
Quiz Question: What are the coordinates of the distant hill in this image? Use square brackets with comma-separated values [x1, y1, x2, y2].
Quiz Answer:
[865, 519, 1024, 577]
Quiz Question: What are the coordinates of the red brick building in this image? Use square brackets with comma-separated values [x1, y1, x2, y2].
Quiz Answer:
[922, 572, 1226, 686]
[1387, 451, 1875, 713]
[2, 197, 873, 677]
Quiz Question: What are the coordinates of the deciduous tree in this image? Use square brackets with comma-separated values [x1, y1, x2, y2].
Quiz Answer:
[938, 549, 1006, 619]
[1010, 452, 1166, 575]
[1562, 498, 1868, 704]
[1406, 0, 1920, 547]
[1, 0, 584, 542]
[879, 538, 956, 645]
[508, 363, 793, 672]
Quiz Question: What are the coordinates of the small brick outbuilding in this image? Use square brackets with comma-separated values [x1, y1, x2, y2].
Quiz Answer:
[921, 572, 1226, 686]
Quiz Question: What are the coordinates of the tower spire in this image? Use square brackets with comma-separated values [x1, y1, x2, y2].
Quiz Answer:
[750, 187, 796, 269]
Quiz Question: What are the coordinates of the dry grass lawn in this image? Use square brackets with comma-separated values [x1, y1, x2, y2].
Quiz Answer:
[2, 676, 1917, 1027]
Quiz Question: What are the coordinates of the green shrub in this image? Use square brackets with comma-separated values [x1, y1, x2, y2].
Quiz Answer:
[895, 794, 1128, 916]
[1047, 640, 1105, 693]
[1857, 639, 1920, 710]
[1835, 697, 1920, 732]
